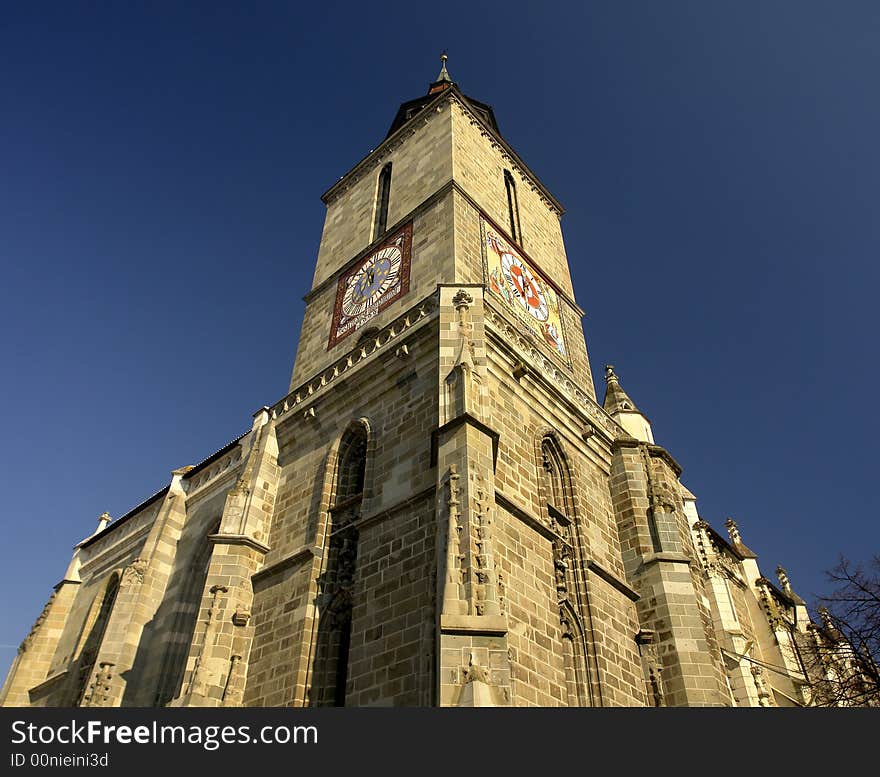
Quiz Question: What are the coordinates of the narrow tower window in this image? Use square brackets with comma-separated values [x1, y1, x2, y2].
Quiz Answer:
[541, 436, 571, 518]
[373, 163, 392, 240]
[504, 169, 521, 245]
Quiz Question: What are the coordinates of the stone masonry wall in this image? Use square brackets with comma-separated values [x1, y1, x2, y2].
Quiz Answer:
[290, 192, 454, 389]
[247, 308, 439, 705]
[449, 125, 595, 399]
[482, 327, 647, 705]
[313, 98, 453, 289]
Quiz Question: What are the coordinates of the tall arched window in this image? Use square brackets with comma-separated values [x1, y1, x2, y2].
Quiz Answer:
[504, 169, 521, 245]
[336, 427, 367, 502]
[373, 163, 392, 240]
[312, 422, 368, 706]
[71, 572, 120, 706]
[541, 436, 573, 520]
[540, 434, 590, 706]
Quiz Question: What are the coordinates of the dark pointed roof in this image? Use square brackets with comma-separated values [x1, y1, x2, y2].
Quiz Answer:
[433, 51, 453, 87]
[385, 54, 500, 139]
[602, 365, 641, 415]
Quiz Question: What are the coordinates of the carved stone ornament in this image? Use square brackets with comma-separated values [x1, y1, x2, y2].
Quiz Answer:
[558, 605, 574, 639]
[21, 593, 56, 653]
[725, 518, 742, 545]
[231, 608, 251, 627]
[776, 565, 792, 593]
[83, 662, 115, 708]
[652, 477, 677, 513]
[462, 654, 490, 685]
[452, 289, 474, 310]
[750, 664, 772, 706]
[122, 558, 148, 587]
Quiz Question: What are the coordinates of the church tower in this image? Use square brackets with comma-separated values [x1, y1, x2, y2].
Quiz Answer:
[2, 58, 739, 707]
[251, 55, 729, 706]
[263, 56, 652, 706]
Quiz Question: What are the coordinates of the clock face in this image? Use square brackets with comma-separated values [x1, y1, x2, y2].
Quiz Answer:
[341, 245, 402, 317]
[482, 219, 568, 361]
[329, 222, 412, 348]
[500, 252, 549, 322]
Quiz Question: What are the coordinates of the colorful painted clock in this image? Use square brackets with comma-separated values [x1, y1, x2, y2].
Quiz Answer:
[329, 222, 412, 348]
[482, 218, 568, 360]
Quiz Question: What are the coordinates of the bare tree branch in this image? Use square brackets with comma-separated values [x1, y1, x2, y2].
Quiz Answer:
[802, 556, 880, 706]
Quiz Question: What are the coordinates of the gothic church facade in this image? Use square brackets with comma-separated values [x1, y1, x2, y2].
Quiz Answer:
[1, 61, 844, 707]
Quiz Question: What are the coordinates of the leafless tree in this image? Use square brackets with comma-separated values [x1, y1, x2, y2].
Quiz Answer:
[803, 555, 880, 707]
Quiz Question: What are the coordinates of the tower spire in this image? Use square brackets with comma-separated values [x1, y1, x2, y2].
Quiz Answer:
[428, 51, 455, 94]
[603, 365, 654, 443]
[436, 51, 452, 83]
[603, 365, 640, 414]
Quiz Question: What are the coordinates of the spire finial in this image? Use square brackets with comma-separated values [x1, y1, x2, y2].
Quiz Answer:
[604, 364, 618, 383]
[776, 565, 792, 593]
[817, 606, 838, 634]
[725, 517, 742, 545]
[93, 511, 112, 536]
[436, 50, 452, 83]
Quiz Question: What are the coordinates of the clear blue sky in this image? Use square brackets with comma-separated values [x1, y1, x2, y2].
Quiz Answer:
[1, 2, 878, 668]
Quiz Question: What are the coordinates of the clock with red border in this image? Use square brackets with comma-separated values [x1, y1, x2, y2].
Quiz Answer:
[328, 222, 412, 348]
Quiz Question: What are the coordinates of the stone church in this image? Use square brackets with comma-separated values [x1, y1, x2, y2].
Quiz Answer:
[1, 58, 850, 707]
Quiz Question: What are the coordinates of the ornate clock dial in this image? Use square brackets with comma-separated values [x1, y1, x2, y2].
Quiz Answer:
[482, 219, 567, 361]
[500, 252, 549, 321]
[342, 246, 402, 317]
[329, 222, 412, 348]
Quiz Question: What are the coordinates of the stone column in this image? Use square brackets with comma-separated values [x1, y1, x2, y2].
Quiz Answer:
[434, 286, 510, 706]
[173, 408, 279, 707]
[0, 551, 82, 707]
[610, 438, 729, 706]
[79, 469, 191, 706]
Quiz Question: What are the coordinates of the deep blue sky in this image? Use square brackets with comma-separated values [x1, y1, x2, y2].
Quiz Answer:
[1, 3, 878, 668]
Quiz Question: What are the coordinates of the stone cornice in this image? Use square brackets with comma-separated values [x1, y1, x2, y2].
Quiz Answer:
[609, 438, 684, 477]
[353, 485, 437, 533]
[307, 179, 584, 324]
[252, 544, 320, 586]
[208, 533, 271, 555]
[321, 88, 450, 206]
[431, 413, 500, 468]
[27, 669, 69, 697]
[494, 490, 560, 544]
[181, 433, 248, 483]
[184, 464, 243, 504]
[77, 486, 168, 550]
[483, 302, 622, 443]
[52, 578, 81, 592]
[78, 529, 151, 580]
[271, 292, 439, 425]
[305, 181, 455, 304]
[440, 614, 508, 635]
[585, 559, 640, 602]
[321, 86, 565, 217]
[638, 551, 693, 570]
[646, 444, 683, 477]
[446, 89, 564, 214]
[610, 436, 641, 452]
[450, 183, 583, 316]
